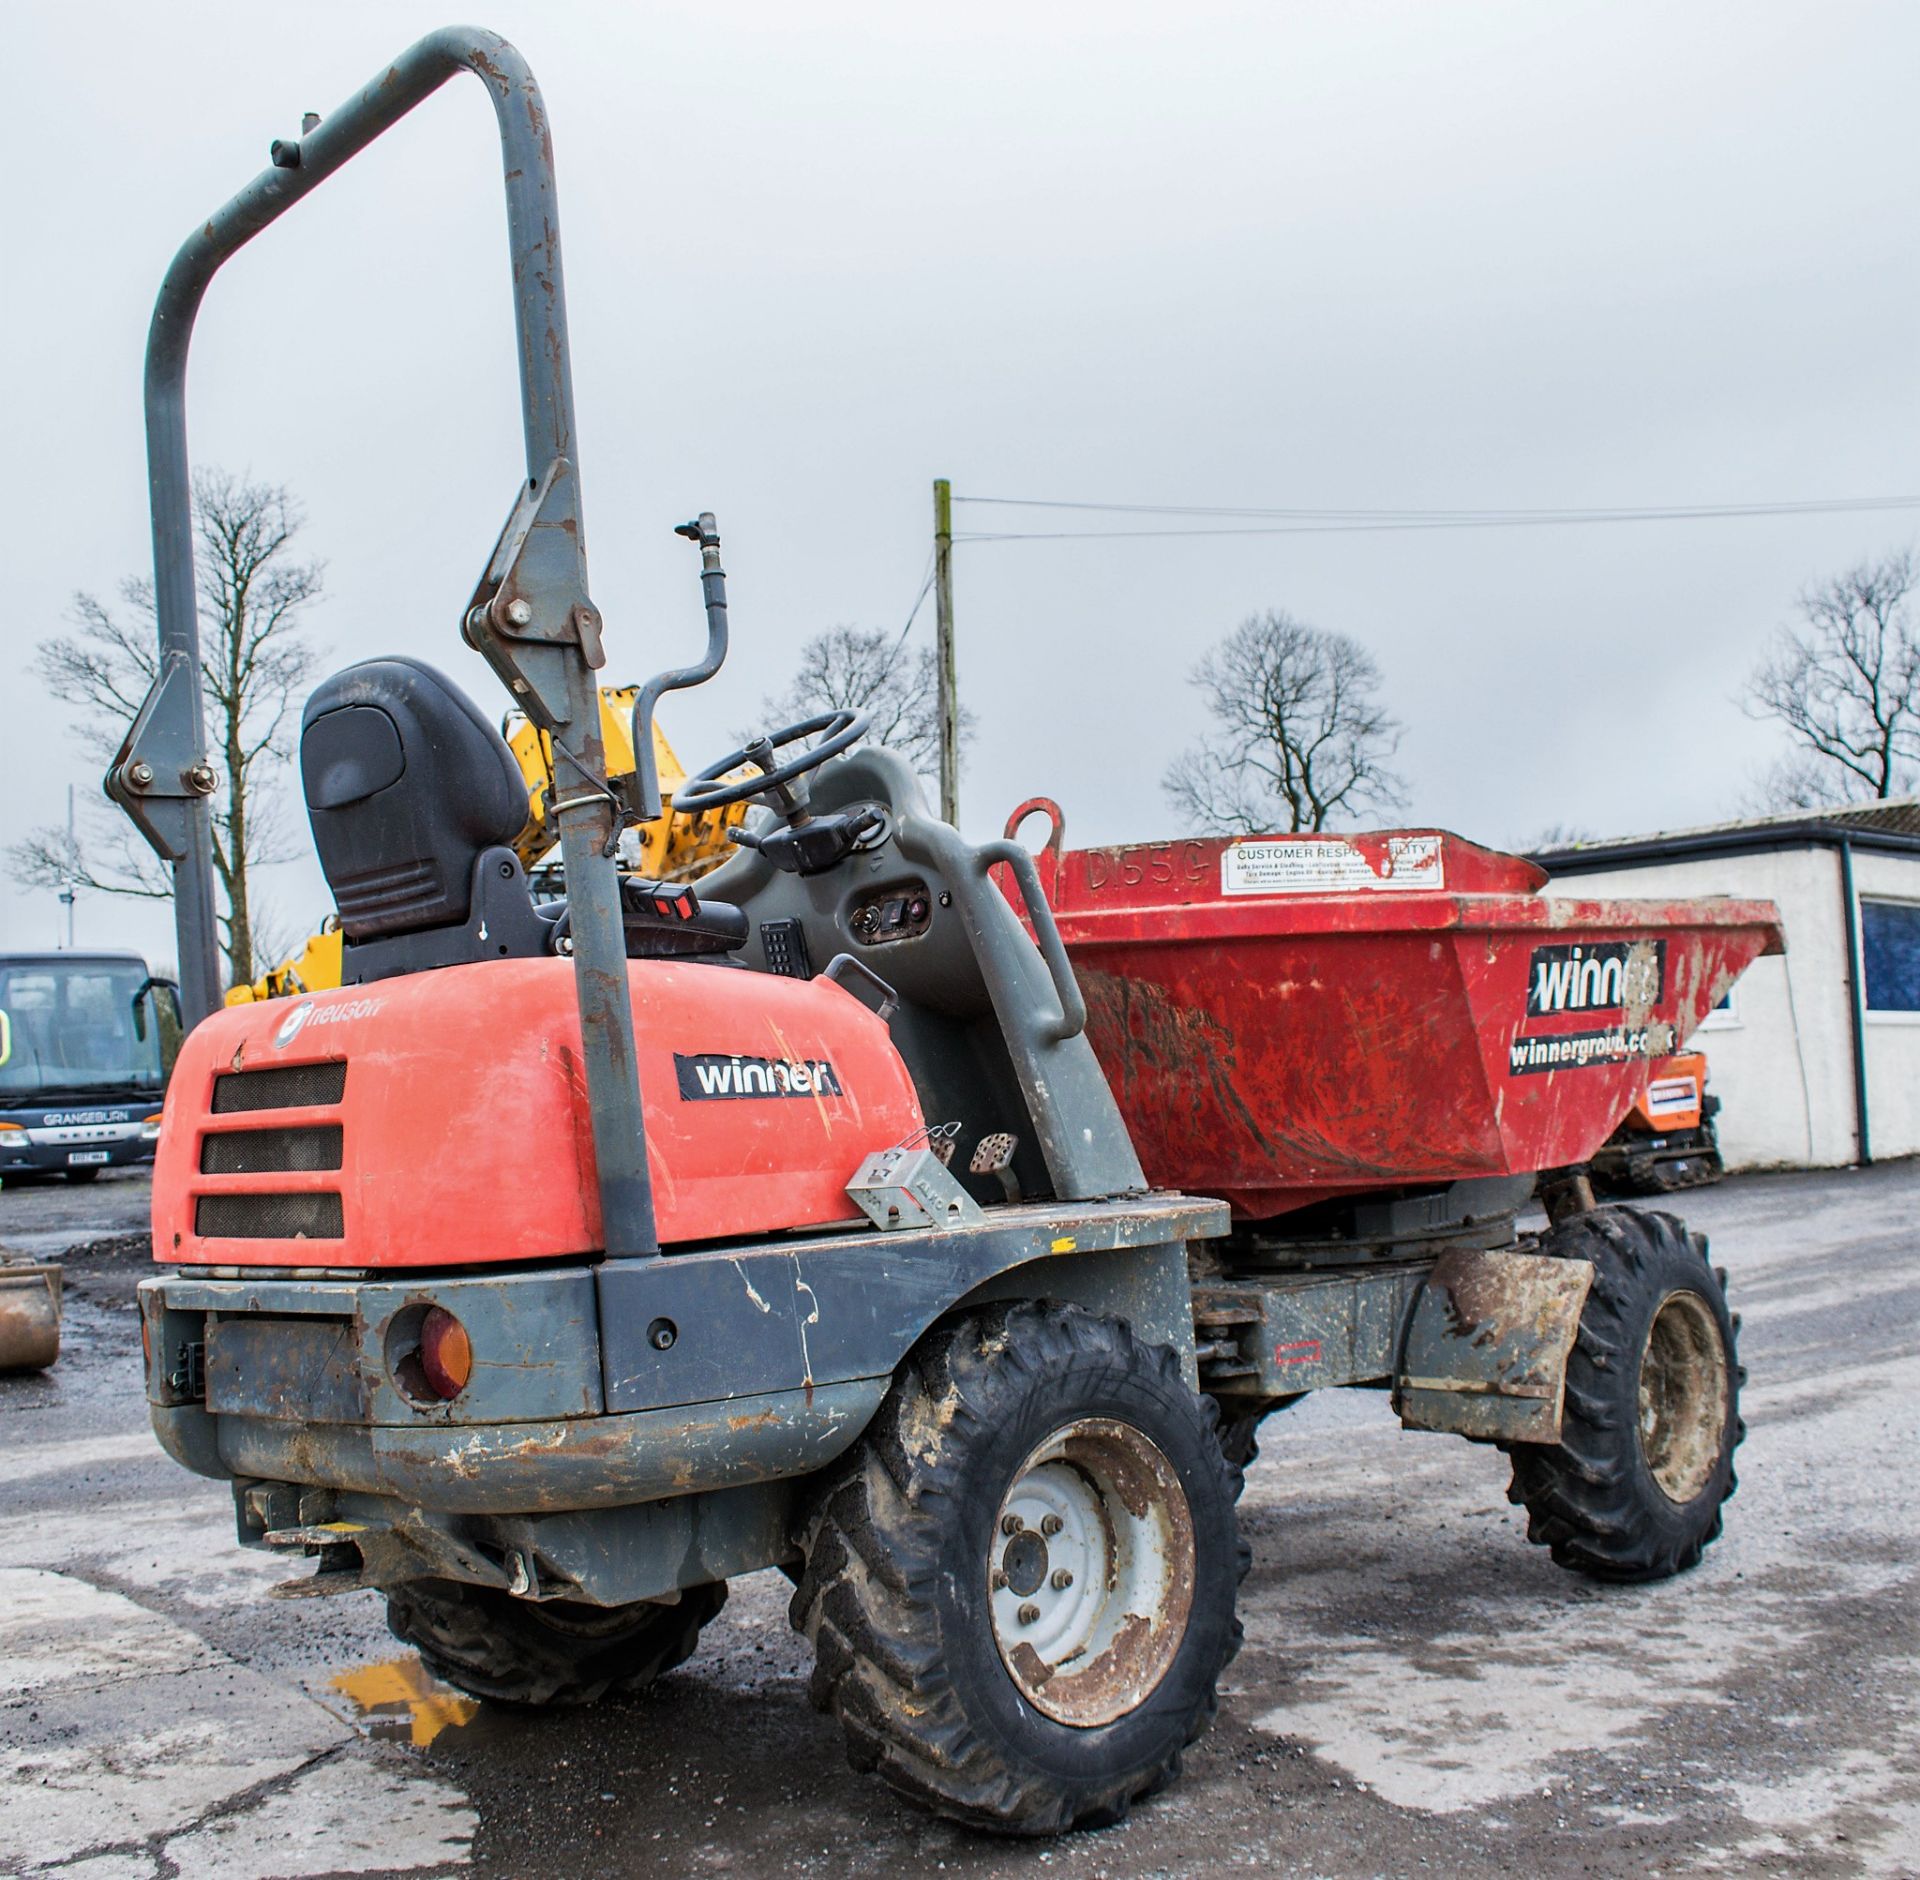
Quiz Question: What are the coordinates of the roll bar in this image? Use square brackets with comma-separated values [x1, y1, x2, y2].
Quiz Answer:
[104, 26, 660, 1257]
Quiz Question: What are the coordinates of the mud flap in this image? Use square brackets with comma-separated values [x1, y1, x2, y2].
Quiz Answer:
[1393, 1248, 1593, 1444]
[0, 1264, 62, 1373]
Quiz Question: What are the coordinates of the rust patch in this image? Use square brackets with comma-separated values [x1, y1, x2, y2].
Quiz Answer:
[1008, 1640, 1054, 1689]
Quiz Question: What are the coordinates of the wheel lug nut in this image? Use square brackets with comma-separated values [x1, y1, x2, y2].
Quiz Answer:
[1017, 1603, 1040, 1626]
[1050, 1568, 1073, 1590]
[1000, 1513, 1023, 1536]
[1041, 1514, 1063, 1536]
[991, 1568, 1009, 1590]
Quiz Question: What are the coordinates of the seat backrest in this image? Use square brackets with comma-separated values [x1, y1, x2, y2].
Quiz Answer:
[301, 657, 530, 940]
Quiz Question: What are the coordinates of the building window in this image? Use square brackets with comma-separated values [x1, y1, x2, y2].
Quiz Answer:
[1697, 985, 1740, 1030]
[1861, 898, 1920, 1013]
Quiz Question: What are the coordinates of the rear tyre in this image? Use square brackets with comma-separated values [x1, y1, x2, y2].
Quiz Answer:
[1214, 1394, 1301, 1474]
[792, 1302, 1246, 1835]
[1507, 1205, 1743, 1583]
[1218, 1412, 1263, 1471]
[385, 1577, 727, 1707]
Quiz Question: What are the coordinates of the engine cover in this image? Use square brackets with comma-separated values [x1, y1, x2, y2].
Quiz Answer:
[152, 958, 924, 1268]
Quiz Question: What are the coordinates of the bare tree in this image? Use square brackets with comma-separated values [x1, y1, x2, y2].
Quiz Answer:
[1744, 549, 1920, 809]
[755, 625, 974, 782]
[1163, 610, 1407, 834]
[7, 470, 323, 987]
[1736, 752, 1845, 819]
[1531, 822, 1597, 852]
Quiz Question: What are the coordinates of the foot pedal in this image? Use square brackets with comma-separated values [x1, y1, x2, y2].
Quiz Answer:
[970, 1132, 1021, 1202]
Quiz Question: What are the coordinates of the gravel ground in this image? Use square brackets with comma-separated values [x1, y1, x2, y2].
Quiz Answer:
[1, 1163, 1915, 1877]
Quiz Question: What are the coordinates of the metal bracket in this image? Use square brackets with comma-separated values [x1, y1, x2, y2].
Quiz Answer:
[103, 653, 219, 863]
[461, 458, 605, 730]
[166, 1337, 206, 1401]
[847, 1140, 986, 1233]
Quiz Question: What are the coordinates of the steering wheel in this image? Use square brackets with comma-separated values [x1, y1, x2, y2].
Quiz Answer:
[674, 709, 870, 816]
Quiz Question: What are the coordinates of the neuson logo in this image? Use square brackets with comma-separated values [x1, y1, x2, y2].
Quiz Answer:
[1526, 940, 1665, 1017]
[272, 997, 383, 1049]
[274, 1003, 314, 1048]
[674, 1052, 843, 1101]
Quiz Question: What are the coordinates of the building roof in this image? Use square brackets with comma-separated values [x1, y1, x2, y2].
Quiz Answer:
[1532, 796, 1920, 875]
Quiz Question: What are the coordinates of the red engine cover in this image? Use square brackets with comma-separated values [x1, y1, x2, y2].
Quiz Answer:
[153, 958, 924, 1268]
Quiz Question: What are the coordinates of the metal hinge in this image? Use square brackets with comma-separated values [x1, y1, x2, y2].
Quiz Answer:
[167, 1339, 205, 1400]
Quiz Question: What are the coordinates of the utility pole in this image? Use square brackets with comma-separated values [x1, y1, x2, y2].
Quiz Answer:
[933, 477, 958, 825]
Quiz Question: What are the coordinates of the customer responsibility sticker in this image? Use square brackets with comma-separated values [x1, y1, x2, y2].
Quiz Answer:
[1220, 834, 1444, 896]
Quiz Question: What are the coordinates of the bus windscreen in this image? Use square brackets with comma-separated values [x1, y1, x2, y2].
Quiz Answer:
[0, 960, 172, 1102]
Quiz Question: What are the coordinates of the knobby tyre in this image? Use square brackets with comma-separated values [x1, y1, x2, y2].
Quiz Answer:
[385, 1577, 727, 1707]
[1507, 1204, 1744, 1582]
[792, 1301, 1247, 1835]
[1215, 1393, 1301, 1476]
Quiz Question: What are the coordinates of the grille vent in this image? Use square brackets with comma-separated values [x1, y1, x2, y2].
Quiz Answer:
[195, 1192, 345, 1240]
[211, 1062, 347, 1114]
[200, 1126, 343, 1175]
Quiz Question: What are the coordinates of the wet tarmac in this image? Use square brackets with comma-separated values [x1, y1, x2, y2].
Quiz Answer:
[2, 1163, 1916, 1876]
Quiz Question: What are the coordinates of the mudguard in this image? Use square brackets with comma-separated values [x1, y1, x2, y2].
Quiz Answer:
[1393, 1247, 1594, 1444]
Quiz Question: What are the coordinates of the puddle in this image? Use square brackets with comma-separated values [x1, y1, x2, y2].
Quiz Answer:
[328, 1654, 480, 1747]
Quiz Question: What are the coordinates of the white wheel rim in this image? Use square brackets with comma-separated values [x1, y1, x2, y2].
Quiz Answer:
[988, 1417, 1195, 1727]
[1638, 1289, 1729, 1505]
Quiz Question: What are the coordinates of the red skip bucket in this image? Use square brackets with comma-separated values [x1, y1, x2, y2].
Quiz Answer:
[1003, 804, 1784, 1222]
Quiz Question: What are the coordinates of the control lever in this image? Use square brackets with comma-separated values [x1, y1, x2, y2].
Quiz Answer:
[629, 512, 730, 822]
[746, 803, 885, 877]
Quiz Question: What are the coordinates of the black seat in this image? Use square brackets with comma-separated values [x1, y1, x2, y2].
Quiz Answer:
[302, 657, 551, 983]
[300, 657, 748, 983]
[303, 657, 529, 939]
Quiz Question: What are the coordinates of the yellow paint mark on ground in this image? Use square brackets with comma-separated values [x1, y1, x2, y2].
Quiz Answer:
[330, 1654, 479, 1747]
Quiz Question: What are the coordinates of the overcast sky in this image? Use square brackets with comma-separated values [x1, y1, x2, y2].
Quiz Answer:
[4, 0, 1916, 969]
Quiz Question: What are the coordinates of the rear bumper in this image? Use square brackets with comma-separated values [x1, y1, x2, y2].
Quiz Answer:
[139, 1259, 886, 1511]
[148, 1378, 885, 1512]
[141, 1260, 879, 1608]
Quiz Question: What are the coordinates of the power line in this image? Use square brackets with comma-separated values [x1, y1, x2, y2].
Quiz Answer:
[950, 493, 1920, 540]
[955, 493, 1920, 518]
[883, 551, 936, 664]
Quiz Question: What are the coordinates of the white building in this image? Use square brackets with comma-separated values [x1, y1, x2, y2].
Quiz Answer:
[1534, 800, 1920, 1171]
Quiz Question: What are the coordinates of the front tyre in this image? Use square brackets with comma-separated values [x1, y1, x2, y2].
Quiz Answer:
[385, 1578, 727, 1707]
[1507, 1205, 1744, 1583]
[792, 1302, 1246, 1835]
